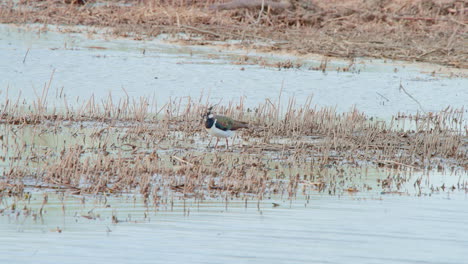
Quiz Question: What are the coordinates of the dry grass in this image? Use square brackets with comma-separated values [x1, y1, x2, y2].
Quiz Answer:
[0, 0, 466, 67]
[1, 91, 467, 203]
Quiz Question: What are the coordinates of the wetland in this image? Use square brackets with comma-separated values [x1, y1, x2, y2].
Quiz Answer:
[1, 1, 468, 262]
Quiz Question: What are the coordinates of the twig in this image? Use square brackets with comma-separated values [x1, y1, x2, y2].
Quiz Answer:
[376, 92, 389, 102]
[172, 155, 194, 166]
[416, 48, 439, 59]
[449, 17, 468, 27]
[393, 16, 438, 22]
[399, 82, 425, 113]
[255, 0, 265, 24]
[446, 25, 460, 51]
[321, 14, 355, 26]
[265, 98, 277, 110]
[180, 24, 273, 42]
[180, 25, 222, 38]
[393, 16, 468, 26]
[23, 48, 30, 64]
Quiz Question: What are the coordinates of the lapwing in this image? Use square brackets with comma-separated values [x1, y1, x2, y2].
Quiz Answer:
[204, 107, 248, 149]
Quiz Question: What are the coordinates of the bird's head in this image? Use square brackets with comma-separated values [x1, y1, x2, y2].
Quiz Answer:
[205, 106, 214, 120]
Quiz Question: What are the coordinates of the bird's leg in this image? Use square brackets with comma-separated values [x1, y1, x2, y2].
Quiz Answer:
[214, 138, 219, 149]
[225, 138, 229, 149]
[207, 137, 213, 148]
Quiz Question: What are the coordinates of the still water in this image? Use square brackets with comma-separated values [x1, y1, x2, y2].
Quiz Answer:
[0, 24, 467, 119]
[1, 24, 468, 263]
[1, 192, 468, 264]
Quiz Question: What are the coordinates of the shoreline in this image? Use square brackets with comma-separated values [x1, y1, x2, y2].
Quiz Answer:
[3, 23, 467, 78]
[1, 0, 466, 69]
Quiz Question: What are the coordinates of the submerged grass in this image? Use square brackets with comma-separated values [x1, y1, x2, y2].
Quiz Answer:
[0, 91, 467, 205]
[0, 0, 466, 67]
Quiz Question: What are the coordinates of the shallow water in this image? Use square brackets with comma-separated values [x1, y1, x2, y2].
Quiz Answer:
[0, 24, 467, 120]
[1, 192, 468, 264]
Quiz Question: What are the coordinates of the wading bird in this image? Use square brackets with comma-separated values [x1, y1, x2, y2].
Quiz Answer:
[204, 107, 248, 149]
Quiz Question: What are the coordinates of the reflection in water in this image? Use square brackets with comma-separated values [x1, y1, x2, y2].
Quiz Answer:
[1, 192, 468, 264]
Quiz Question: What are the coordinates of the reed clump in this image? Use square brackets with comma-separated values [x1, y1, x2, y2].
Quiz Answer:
[1, 93, 467, 204]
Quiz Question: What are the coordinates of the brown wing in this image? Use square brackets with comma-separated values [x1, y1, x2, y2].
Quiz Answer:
[215, 115, 248, 131]
[230, 119, 248, 130]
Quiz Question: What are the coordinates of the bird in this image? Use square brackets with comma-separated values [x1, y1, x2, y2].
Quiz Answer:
[204, 107, 248, 149]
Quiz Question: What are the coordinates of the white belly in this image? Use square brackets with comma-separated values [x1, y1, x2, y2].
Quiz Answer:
[206, 125, 235, 138]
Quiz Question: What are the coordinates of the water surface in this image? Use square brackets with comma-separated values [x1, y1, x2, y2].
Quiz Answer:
[1, 192, 467, 264]
[1, 24, 466, 120]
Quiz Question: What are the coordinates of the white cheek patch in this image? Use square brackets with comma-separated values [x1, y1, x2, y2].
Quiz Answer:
[208, 114, 214, 118]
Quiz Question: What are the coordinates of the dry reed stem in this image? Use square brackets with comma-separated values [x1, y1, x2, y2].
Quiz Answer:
[1, 92, 467, 203]
[0, 0, 466, 67]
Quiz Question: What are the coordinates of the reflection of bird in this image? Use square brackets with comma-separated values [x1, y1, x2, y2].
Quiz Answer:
[204, 107, 248, 149]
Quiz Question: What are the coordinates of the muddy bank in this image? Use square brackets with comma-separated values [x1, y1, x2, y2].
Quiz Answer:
[1, 0, 466, 68]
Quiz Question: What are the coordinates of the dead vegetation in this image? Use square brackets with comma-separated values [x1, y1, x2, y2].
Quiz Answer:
[0, 0, 466, 67]
[1, 91, 467, 203]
